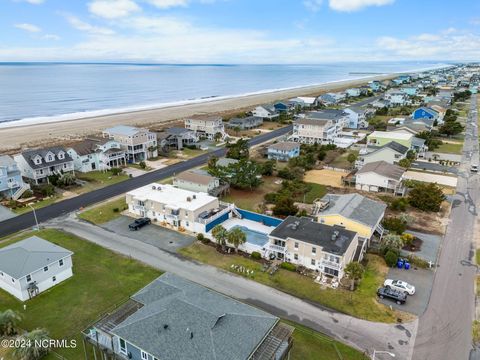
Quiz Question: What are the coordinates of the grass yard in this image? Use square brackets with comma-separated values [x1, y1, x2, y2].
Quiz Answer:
[75, 170, 129, 194]
[435, 141, 464, 155]
[174, 147, 207, 159]
[297, 182, 327, 203]
[12, 196, 59, 215]
[0, 229, 161, 360]
[179, 242, 405, 323]
[78, 197, 127, 224]
[329, 150, 359, 170]
[221, 176, 282, 211]
[285, 320, 368, 360]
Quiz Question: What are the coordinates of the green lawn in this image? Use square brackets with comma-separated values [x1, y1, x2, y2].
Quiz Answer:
[78, 197, 127, 224]
[179, 243, 404, 323]
[75, 170, 129, 193]
[299, 182, 327, 204]
[12, 196, 59, 215]
[329, 150, 359, 170]
[435, 141, 464, 155]
[285, 320, 368, 360]
[0, 229, 161, 360]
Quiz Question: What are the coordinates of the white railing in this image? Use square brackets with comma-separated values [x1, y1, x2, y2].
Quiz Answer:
[198, 203, 234, 225]
[269, 243, 286, 253]
[320, 259, 342, 270]
[12, 183, 30, 200]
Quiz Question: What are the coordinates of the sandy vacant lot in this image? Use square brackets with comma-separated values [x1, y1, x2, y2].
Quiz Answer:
[304, 169, 346, 188]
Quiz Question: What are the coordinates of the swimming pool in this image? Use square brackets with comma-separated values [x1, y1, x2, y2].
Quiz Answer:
[232, 225, 269, 247]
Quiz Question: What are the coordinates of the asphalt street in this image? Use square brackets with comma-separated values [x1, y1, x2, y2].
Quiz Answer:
[0, 125, 291, 238]
[412, 94, 479, 360]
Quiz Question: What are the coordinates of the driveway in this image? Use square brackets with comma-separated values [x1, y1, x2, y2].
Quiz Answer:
[102, 215, 195, 253]
[0, 205, 15, 222]
[379, 267, 434, 316]
[401, 230, 442, 264]
[410, 161, 458, 175]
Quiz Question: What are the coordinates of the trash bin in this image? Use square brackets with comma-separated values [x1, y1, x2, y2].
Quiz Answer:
[404, 262, 411, 270]
[397, 259, 404, 269]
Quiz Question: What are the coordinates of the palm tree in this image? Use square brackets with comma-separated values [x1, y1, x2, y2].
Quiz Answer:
[211, 225, 228, 252]
[13, 328, 50, 360]
[0, 309, 22, 336]
[344, 262, 364, 291]
[227, 227, 247, 253]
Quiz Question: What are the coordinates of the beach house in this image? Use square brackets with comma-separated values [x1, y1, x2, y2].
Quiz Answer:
[67, 137, 127, 173]
[157, 127, 199, 151]
[367, 130, 414, 148]
[251, 105, 279, 120]
[84, 273, 293, 360]
[0, 236, 73, 301]
[103, 125, 158, 163]
[0, 155, 29, 200]
[173, 170, 226, 196]
[355, 161, 405, 194]
[384, 91, 410, 106]
[317, 92, 346, 105]
[227, 116, 263, 130]
[303, 110, 349, 132]
[346, 88, 361, 97]
[267, 141, 301, 161]
[358, 141, 409, 166]
[184, 115, 226, 140]
[14, 147, 75, 185]
[268, 216, 359, 279]
[289, 118, 336, 145]
[344, 106, 372, 129]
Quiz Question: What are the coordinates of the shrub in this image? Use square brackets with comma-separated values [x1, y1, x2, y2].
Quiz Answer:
[390, 198, 408, 211]
[111, 168, 123, 176]
[139, 161, 147, 169]
[37, 184, 55, 197]
[112, 207, 119, 213]
[280, 262, 297, 272]
[408, 182, 445, 212]
[382, 217, 407, 234]
[401, 233, 414, 246]
[21, 190, 33, 199]
[197, 233, 209, 244]
[251, 251, 262, 260]
[406, 254, 430, 269]
[384, 250, 398, 267]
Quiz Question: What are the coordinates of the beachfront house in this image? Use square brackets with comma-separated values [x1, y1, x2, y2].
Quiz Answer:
[157, 127, 199, 151]
[0, 236, 73, 301]
[84, 273, 293, 360]
[355, 161, 405, 194]
[289, 118, 336, 145]
[358, 141, 409, 166]
[184, 115, 226, 141]
[126, 183, 234, 233]
[317, 92, 346, 105]
[173, 170, 228, 196]
[103, 125, 158, 163]
[251, 105, 279, 120]
[267, 141, 301, 161]
[369, 80, 382, 92]
[346, 88, 361, 97]
[288, 97, 316, 109]
[227, 116, 263, 130]
[67, 137, 126, 173]
[267, 216, 359, 279]
[0, 155, 29, 200]
[274, 102, 293, 113]
[313, 193, 386, 247]
[14, 147, 75, 185]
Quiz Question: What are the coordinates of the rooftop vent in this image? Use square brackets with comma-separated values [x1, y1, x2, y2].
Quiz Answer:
[187, 197, 192, 202]
[193, 195, 196, 199]
[152, 185, 156, 190]
[163, 324, 169, 330]
[331, 230, 340, 241]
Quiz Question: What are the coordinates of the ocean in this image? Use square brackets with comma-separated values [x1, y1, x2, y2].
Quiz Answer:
[0, 61, 449, 127]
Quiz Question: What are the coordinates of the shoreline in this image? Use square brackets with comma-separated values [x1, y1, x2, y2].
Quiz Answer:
[0, 66, 446, 152]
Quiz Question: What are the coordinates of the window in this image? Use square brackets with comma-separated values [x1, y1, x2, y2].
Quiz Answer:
[52, 276, 56, 282]
[294, 242, 299, 249]
[293, 254, 298, 260]
[26, 275, 31, 282]
[312, 247, 316, 254]
[12, 278, 15, 283]
[59, 259, 64, 266]
[119, 338, 127, 354]
[43, 266, 48, 272]
[311, 259, 316, 266]
[48, 155, 53, 161]
[141, 350, 148, 360]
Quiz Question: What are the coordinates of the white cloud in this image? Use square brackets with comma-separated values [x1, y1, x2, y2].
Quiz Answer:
[15, 0, 45, 4]
[329, 0, 394, 12]
[65, 15, 115, 35]
[303, 0, 323, 12]
[88, 0, 141, 19]
[43, 34, 61, 40]
[121, 16, 191, 34]
[14, 23, 42, 32]
[146, 0, 189, 9]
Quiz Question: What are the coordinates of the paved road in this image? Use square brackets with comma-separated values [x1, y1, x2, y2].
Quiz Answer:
[412, 94, 479, 360]
[0, 126, 291, 238]
[47, 214, 417, 359]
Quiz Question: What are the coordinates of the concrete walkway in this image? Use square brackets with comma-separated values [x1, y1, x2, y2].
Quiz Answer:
[47, 214, 417, 360]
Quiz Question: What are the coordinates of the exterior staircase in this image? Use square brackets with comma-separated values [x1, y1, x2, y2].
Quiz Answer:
[12, 183, 31, 201]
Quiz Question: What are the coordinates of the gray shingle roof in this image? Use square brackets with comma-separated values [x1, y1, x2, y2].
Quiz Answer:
[111, 273, 278, 360]
[21, 147, 73, 170]
[318, 193, 387, 229]
[269, 216, 357, 255]
[216, 158, 239, 167]
[268, 141, 300, 151]
[381, 141, 409, 155]
[357, 161, 405, 180]
[305, 109, 347, 121]
[167, 127, 193, 136]
[0, 236, 73, 279]
[104, 125, 143, 136]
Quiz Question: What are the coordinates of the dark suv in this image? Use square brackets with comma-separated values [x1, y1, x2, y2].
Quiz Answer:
[128, 218, 151, 231]
[377, 286, 407, 305]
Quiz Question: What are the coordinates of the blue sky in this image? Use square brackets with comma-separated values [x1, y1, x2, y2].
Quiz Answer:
[1, 0, 479, 63]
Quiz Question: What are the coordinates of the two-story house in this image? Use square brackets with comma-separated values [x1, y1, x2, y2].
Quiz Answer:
[0, 236, 73, 301]
[343, 106, 373, 129]
[289, 118, 336, 145]
[268, 216, 359, 279]
[358, 141, 409, 166]
[67, 137, 126, 173]
[303, 110, 349, 133]
[267, 141, 301, 161]
[251, 105, 279, 120]
[227, 116, 263, 130]
[384, 91, 410, 106]
[126, 183, 234, 233]
[14, 147, 75, 185]
[157, 127, 199, 151]
[184, 116, 226, 140]
[0, 155, 29, 200]
[173, 170, 227, 196]
[355, 161, 405, 194]
[103, 125, 157, 163]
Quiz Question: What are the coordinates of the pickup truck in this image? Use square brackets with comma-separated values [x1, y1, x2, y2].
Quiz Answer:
[128, 218, 151, 231]
[377, 286, 407, 305]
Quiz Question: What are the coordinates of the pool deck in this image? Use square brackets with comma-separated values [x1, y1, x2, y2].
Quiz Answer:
[219, 217, 276, 235]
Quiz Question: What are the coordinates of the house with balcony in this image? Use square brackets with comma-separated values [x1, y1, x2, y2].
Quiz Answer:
[316, 92, 346, 105]
[0, 155, 29, 200]
[67, 137, 126, 173]
[267, 141, 300, 161]
[251, 105, 279, 120]
[14, 147, 74, 185]
[355, 161, 405, 194]
[0, 236, 73, 301]
[346, 88, 361, 97]
[157, 127, 199, 151]
[289, 118, 336, 145]
[384, 91, 411, 106]
[312, 193, 387, 247]
[84, 273, 293, 360]
[267, 216, 359, 279]
[303, 110, 349, 133]
[227, 116, 263, 130]
[103, 125, 157, 163]
[358, 141, 409, 166]
[367, 131, 414, 148]
[344, 106, 373, 129]
[173, 170, 228, 197]
[126, 183, 233, 233]
[288, 96, 316, 108]
[184, 115, 226, 141]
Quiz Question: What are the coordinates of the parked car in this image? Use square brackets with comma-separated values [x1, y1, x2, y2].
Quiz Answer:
[129, 218, 151, 231]
[384, 279, 415, 295]
[377, 287, 407, 305]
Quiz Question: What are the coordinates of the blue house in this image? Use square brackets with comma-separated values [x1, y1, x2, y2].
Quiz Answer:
[412, 107, 439, 120]
[369, 81, 381, 92]
[274, 102, 291, 113]
[268, 141, 301, 161]
[0, 155, 29, 200]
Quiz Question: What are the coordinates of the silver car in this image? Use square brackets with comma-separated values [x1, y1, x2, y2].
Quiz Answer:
[383, 279, 415, 295]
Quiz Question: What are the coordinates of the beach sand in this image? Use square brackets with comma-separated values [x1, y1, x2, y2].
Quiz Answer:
[0, 75, 392, 152]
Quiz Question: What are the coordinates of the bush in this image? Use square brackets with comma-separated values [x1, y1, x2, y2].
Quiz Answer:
[251, 251, 262, 260]
[280, 262, 297, 272]
[139, 161, 147, 169]
[384, 250, 398, 267]
[406, 254, 430, 268]
[37, 184, 55, 197]
[390, 198, 408, 211]
[382, 217, 407, 234]
[112, 207, 120, 213]
[408, 182, 445, 212]
[111, 168, 123, 176]
[21, 190, 33, 199]
[197, 233, 209, 244]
